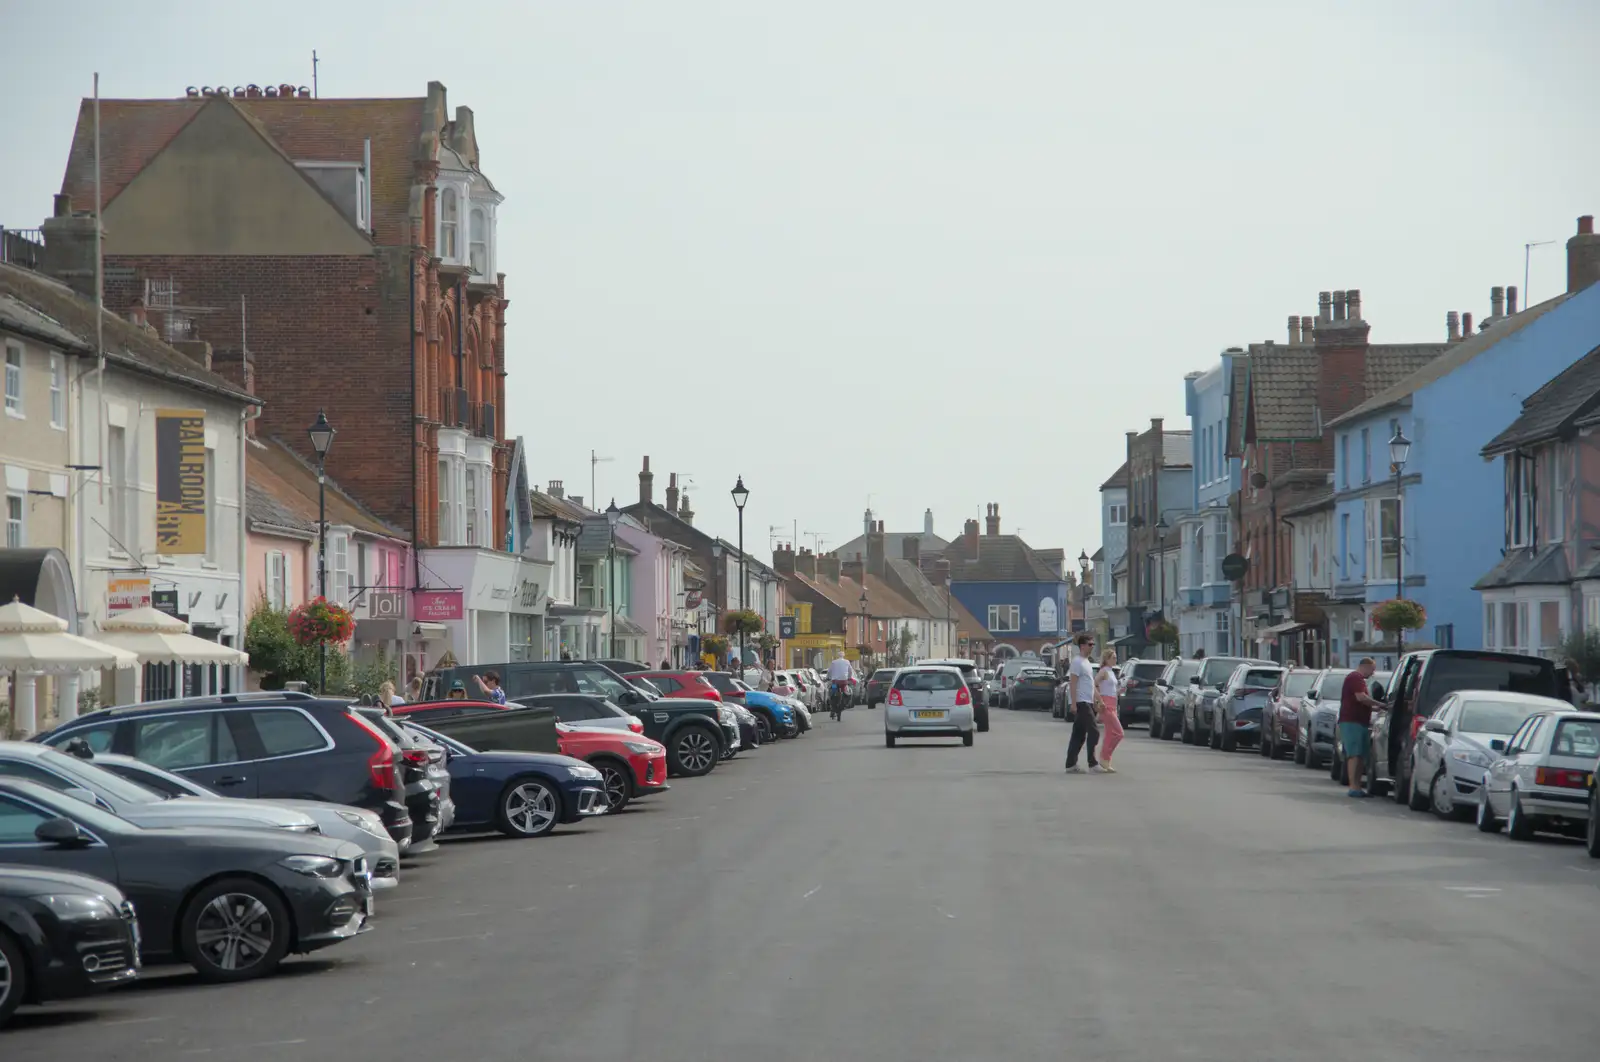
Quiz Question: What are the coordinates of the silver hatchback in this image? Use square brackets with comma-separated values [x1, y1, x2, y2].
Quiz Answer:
[884, 666, 974, 747]
[1477, 710, 1600, 839]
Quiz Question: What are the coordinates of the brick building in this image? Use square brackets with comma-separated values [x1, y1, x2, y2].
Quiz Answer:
[1119, 420, 1193, 654]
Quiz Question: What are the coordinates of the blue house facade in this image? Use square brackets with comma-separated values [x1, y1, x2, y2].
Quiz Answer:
[1328, 261, 1600, 663]
[945, 509, 1068, 660]
[1176, 350, 1243, 656]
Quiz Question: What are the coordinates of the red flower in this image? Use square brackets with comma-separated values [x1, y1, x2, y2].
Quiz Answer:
[288, 597, 356, 647]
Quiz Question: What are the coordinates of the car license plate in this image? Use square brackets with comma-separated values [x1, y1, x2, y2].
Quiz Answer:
[913, 710, 945, 719]
[362, 895, 375, 917]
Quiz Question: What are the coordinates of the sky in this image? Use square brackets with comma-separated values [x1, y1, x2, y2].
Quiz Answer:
[3, 0, 1598, 567]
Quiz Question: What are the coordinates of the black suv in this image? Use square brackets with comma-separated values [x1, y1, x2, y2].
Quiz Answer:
[32, 691, 413, 846]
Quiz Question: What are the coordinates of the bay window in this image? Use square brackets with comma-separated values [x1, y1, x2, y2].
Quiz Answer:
[465, 467, 478, 546]
[439, 187, 459, 259]
[437, 458, 452, 545]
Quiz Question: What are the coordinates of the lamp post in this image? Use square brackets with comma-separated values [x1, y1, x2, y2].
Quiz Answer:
[860, 589, 870, 661]
[605, 500, 620, 658]
[710, 542, 723, 666]
[1078, 549, 1091, 616]
[1389, 428, 1412, 659]
[731, 477, 749, 671]
[306, 410, 336, 693]
[1155, 516, 1170, 658]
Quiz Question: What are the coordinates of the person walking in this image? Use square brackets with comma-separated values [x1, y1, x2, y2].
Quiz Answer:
[1339, 657, 1382, 797]
[404, 677, 423, 703]
[379, 680, 405, 708]
[1065, 633, 1102, 773]
[1095, 649, 1125, 772]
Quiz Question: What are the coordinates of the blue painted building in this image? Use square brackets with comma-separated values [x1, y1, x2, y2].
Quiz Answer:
[945, 508, 1068, 660]
[1327, 234, 1600, 663]
[1176, 350, 1245, 656]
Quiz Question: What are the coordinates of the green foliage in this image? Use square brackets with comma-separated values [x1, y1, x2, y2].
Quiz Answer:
[722, 609, 764, 637]
[887, 626, 918, 667]
[1147, 620, 1179, 650]
[1371, 598, 1427, 633]
[702, 633, 730, 658]
[348, 648, 399, 701]
[245, 598, 350, 692]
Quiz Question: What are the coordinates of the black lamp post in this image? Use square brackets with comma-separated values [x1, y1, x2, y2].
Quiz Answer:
[605, 500, 620, 658]
[1078, 549, 1091, 615]
[710, 542, 723, 665]
[1389, 428, 1412, 658]
[731, 477, 749, 670]
[1155, 515, 1169, 625]
[307, 410, 336, 694]
[860, 589, 870, 661]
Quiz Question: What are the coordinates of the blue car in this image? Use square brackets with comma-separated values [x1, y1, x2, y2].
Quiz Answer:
[403, 723, 609, 838]
[740, 690, 798, 740]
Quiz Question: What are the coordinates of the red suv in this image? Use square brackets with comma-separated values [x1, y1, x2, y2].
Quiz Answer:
[636, 671, 724, 702]
[556, 724, 669, 812]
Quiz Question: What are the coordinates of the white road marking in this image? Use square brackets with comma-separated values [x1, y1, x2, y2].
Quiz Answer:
[802, 885, 821, 900]
[182, 1040, 307, 1054]
[934, 905, 956, 919]
[405, 931, 494, 945]
[1443, 886, 1502, 893]
[101, 1017, 162, 1026]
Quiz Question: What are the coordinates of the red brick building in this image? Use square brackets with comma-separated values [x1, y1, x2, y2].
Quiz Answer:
[51, 81, 506, 551]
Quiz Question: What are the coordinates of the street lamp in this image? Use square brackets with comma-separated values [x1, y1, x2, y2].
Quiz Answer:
[710, 542, 723, 666]
[1078, 548, 1091, 611]
[1155, 515, 1170, 657]
[605, 499, 620, 658]
[307, 409, 335, 694]
[1390, 428, 1412, 658]
[731, 476, 749, 672]
[860, 589, 870, 659]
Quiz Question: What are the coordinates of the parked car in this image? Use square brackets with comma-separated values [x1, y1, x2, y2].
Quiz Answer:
[1008, 666, 1058, 711]
[700, 671, 744, 702]
[1149, 659, 1201, 739]
[404, 702, 562, 754]
[884, 665, 975, 747]
[635, 670, 725, 701]
[353, 709, 446, 851]
[500, 694, 643, 734]
[1409, 691, 1570, 820]
[727, 702, 761, 752]
[34, 691, 414, 848]
[0, 865, 140, 1027]
[1477, 710, 1600, 839]
[592, 659, 649, 675]
[863, 669, 895, 710]
[1261, 668, 1319, 760]
[994, 657, 1051, 710]
[1369, 649, 1563, 802]
[0, 778, 372, 983]
[64, 749, 401, 890]
[523, 694, 734, 777]
[401, 724, 607, 837]
[1296, 668, 1349, 769]
[770, 672, 801, 701]
[730, 686, 796, 741]
[1210, 664, 1284, 751]
[917, 659, 990, 732]
[1180, 657, 1256, 746]
[422, 660, 666, 713]
[550, 724, 668, 813]
[1117, 659, 1167, 725]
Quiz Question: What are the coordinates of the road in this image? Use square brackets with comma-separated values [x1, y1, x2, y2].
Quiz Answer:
[8, 708, 1600, 1061]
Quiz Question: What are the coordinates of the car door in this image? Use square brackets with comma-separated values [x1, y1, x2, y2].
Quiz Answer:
[1414, 695, 1457, 780]
[1513, 715, 1551, 793]
[128, 710, 258, 797]
[0, 790, 121, 882]
[1486, 716, 1534, 813]
[231, 708, 335, 799]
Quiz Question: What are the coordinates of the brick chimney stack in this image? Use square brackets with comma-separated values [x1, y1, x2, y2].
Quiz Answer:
[773, 543, 795, 575]
[867, 521, 886, 577]
[902, 537, 921, 566]
[795, 548, 817, 580]
[665, 473, 679, 514]
[841, 558, 865, 585]
[678, 491, 693, 526]
[985, 504, 1000, 536]
[1570, 215, 1600, 294]
[638, 456, 653, 506]
[819, 552, 841, 582]
[1447, 311, 1460, 342]
[39, 194, 100, 300]
[963, 518, 980, 555]
[547, 480, 564, 500]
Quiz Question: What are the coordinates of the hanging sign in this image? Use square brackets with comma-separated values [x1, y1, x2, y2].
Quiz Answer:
[155, 409, 207, 554]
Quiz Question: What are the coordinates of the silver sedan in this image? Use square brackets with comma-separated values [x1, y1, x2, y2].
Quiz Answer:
[1477, 709, 1600, 839]
[1409, 691, 1568, 820]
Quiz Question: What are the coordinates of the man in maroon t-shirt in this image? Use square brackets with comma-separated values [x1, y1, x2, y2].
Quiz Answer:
[1338, 657, 1382, 797]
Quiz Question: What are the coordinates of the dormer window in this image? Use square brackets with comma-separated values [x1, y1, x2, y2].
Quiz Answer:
[470, 208, 488, 276]
[440, 188, 460, 259]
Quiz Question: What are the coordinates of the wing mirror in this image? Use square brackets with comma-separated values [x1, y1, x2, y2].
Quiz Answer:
[1422, 718, 1447, 734]
[35, 817, 92, 848]
[1189, 676, 1201, 686]
[1489, 738, 1507, 752]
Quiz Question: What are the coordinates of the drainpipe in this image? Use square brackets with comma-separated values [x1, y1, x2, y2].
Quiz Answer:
[238, 402, 258, 691]
[409, 254, 420, 586]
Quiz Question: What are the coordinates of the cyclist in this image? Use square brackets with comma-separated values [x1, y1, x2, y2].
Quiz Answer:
[825, 654, 855, 720]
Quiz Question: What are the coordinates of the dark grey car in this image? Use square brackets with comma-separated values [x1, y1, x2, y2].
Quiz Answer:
[1117, 660, 1167, 725]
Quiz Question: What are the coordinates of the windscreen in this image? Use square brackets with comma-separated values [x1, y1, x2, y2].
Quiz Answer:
[1200, 658, 1248, 686]
[895, 670, 961, 691]
[1552, 718, 1600, 758]
[1131, 662, 1166, 680]
[1424, 654, 1555, 709]
[41, 749, 165, 805]
[1457, 700, 1537, 736]
[1170, 661, 1202, 684]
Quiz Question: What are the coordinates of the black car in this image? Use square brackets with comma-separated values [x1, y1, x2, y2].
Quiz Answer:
[918, 659, 990, 732]
[0, 865, 140, 1027]
[353, 709, 445, 851]
[33, 691, 414, 848]
[1117, 659, 1167, 725]
[0, 779, 372, 983]
[1008, 668, 1058, 711]
[863, 669, 895, 709]
[521, 692, 735, 777]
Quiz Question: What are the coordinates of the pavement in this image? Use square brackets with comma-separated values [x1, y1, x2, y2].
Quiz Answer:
[8, 708, 1600, 1061]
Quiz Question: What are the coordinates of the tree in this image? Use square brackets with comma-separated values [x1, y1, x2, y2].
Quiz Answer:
[887, 626, 918, 667]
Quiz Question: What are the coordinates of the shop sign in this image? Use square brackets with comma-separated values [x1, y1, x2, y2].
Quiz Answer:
[152, 588, 181, 617]
[369, 591, 405, 619]
[414, 590, 464, 622]
[155, 409, 207, 554]
[517, 580, 542, 610]
[107, 577, 151, 611]
[778, 616, 797, 638]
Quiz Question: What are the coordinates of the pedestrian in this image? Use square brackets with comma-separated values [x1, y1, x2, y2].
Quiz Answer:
[446, 681, 468, 701]
[379, 680, 404, 708]
[1096, 649, 1125, 772]
[660, 659, 671, 669]
[1065, 633, 1102, 773]
[404, 677, 423, 702]
[561, 650, 573, 661]
[473, 671, 508, 704]
[1563, 659, 1588, 706]
[1339, 657, 1383, 797]
[1193, 648, 1206, 660]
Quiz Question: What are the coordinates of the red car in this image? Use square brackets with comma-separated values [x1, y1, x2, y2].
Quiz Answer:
[635, 671, 724, 702]
[391, 698, 508, 717]
[556, 723, 669, 812]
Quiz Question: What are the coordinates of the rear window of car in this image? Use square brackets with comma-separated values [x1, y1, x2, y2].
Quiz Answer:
[703, 673, 736, 693]
[1283, 672, 1317, 697]
[1422, 653, 1556, 710]
[133, 712, 237, 770]
[871, 670, 895, 681]
[1316, 670, 1352, 698]
[1130, 662, 1165, 680]
[1200, 658, 1248, 686]
[1168, 661, 1201, 684]
[895, 670, 962, 691]
[248, 709, 328, 757]
[1457, 699, 1538, 736]
[1551, 718, 1600, 758]
[1241, 669, 1283, 689]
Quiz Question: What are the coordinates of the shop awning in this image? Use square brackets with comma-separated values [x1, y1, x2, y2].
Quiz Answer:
[612, 614, 648, 637]
[94, 607, 249, 666]
[413, 622, 450, 639]
[1255, 620, 1310, 639]
[0, 598, 138, 674]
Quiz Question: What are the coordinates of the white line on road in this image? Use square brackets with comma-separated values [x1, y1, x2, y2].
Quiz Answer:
[1443, 886, 1502, 893]
[101, 1017, 161, 1026]
[182, 1040, 307, 1054]
[934, 905, 956, 919]
[405, 931, 494, 945]
[802, 885, 821, 900]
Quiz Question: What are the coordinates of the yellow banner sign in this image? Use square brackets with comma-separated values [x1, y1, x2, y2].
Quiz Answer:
[155, 409, 207, 554]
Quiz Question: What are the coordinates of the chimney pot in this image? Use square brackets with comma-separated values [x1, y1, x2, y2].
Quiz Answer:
[638, 457, 654, 506]
[1581, 215, 1595, 235]
[679, 491, 693, 525]
[985, 505, 1000, 537]
[1490, 286, 1505, 318]
[1318, 292, 1332, 322]
[1567, 216, 1600, 294]
[664, 472, 679, 514]
[1507, 285, 1519, 315]
[1287, 315, 1301, 344]
[547, 480, 563, 499]
[1332, 291, 1347, 321]
[1346, 289, 1362, 322]
[1462, 311, 1474, 335]
[1300, 315, 1314, 341]
[924, 508, 934, 535]
[1446, 311, 1460, 342]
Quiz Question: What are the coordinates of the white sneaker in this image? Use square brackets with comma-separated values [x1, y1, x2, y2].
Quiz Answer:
[1089, 764, 1106, 774]
[1066, 764, 1087, 774]
[1100, 763, 1117, 774]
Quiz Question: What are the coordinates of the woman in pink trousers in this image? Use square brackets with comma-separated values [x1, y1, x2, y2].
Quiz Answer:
[1096, 650, 1125, 772]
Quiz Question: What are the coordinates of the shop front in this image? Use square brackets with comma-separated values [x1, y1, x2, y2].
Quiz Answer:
[88, 568, 242, 701]
[0, 547, 85, 723]
[415, 548, 551, 669]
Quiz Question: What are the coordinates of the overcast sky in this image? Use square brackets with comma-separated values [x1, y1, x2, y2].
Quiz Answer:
[4, 1, 1597, 568]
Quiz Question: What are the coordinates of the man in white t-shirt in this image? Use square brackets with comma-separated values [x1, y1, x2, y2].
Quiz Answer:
[1065, 633, 1102, 773]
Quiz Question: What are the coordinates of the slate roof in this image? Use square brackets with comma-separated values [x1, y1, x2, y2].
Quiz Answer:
[943, 533, 1063, 582]
[859, 573, 925, 619]
[1100, 460, 1129, 491]
[0, 262, 257, 405]
[1473, 543, 1572, 590]
[1281, 489, 1336, 518]
[577, 516, 639, 558]
[788, 571, 867, 614]
[1481, 342, 1600, 457]
[59, 95, 428, 242]
[835, 529, 949, 564]
[247, 437, 405, 540]
[1245, 343, 1319, 440]
[1162, 431, 1194, 468]
[530, 490, 593, 524]
[885, 558, 949, 618]
[1330, 296, 1572, 429]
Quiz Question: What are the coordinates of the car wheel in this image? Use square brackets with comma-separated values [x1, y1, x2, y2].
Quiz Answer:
[1586, 789, 1600, 858]
[1294, 741, 1307, 765]
[1430, 770, 1462, 821]
[977, 711, 990, 733]
[1476, 788, 1501, 833]
[885, 731, 896, 748]
[1181, 712, 1193, 744]
[1209, 718, 1221, 750]
[595, 759, 633, 813]
[1407, 759, 1431, 812]
[0, 929, 26, 1027]
[754, 713, 775, 744]
[1221, 725, 1236, 752]
[1149, 710, 1162, 740]
[179, 878, 292, 983]
[668, 726, 720, 777]
[963, 731, 975, 747]
[1507, 790, 1534, 841]
[496, 777, 561, 837]
[1259, 728, 1272, 758]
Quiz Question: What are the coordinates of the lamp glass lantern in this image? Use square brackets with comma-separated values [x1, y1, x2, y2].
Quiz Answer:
[307, 409, 336, 457]
[1389, 429, 1412, 470]
[730, 476, 749, 510]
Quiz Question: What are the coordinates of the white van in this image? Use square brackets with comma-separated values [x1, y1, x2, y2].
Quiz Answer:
[884, 665, 975, 747]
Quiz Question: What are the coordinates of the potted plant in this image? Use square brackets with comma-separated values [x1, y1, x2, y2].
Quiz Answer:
[722, 609, 764, 637]
[287, 596, 355, 647]
[702, 633, 730, 659]
[1146, 619, 1178, 653]
[1370, 598, 1426, 636]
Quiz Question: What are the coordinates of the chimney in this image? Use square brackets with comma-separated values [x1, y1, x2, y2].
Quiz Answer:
[1287, 316, 1301, 344]
[1446, 311, 1460, 342]
[902, 537, 921, 566]
[547, 480, 564, 499]
[841, 558, 865, 586]
[773, 543, 795, 575]
[39, 205, 101, 300]
[1318, 291, 1332, 322]
[1346, 289, 1362, 322]
[569, 496, 584, 509]
[1507, 286, 1519, 315]
[171, 340, 213, 371]
[638, 456, 653, 506]
[819, 552, 841, 582]
[795, 548, 817, 580]
[924, 508, 934, 535]
[866, 521, 886, 577]
[1332, 291, 1347, 321]
[985, 503, 1000, 537]
[1462, 312, 1474, 336]
[963, 518, 979, 555]
[678, 491, 693, 525]
[1490, 286, 1505, 319]
[1570, 215, 1600, 294]
[664, 473, 679, 514]
[1300, 315, 1314, 342]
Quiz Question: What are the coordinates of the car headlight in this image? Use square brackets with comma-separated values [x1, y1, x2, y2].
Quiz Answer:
[570, 765, 604, 781]
[624, 741, 659, 755]
[34, 893, 118, 922]
[719, 706, 735, 724]
[337, 809, 388, 838]
[279, 855, 347, 878]
[1451, 749, 1492, 768]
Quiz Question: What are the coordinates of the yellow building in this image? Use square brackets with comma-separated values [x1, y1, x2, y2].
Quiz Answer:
[780, 599, 846, 669]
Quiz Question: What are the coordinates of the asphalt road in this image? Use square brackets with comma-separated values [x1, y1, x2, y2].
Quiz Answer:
[8, 707, 1600, 1061]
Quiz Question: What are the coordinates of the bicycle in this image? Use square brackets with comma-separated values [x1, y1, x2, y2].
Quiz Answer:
[828, 682, 849, 721]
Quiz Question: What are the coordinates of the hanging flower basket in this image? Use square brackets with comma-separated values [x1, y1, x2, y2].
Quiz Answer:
[287, 597, 355, 648]
[702, 634, 730, 658]
[722, 609, 764, 637]
[1146, 619, 1178, 649]
[1371, 598, 1427, 634]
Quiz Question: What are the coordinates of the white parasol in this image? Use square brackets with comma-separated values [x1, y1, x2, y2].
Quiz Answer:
[94, 606, 250, 666]
[0, 598, 138, 673]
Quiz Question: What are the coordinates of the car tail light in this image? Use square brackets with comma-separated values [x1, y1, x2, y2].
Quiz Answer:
[1535, 766, 1589, 789]
[1409, 715, 1427, 741]
[401, 749, 430, 766]
[629, 720, 644, 734]
[1127, 679, 1140, 689]
[887, 689, 903, 706]
[348, 711, 399, 790]
[955, 685, 971, 706]
[1001, 676, 1009, 688]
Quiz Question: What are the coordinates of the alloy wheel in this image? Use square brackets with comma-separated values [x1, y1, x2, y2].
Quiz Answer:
[756, 715, 774, 743]
[677, 730, 717, 773]
[0, 941, 11, 1009]
[505, 782, 558, 836]
[599, 765, 630, 810]
[1431, 771, 1455, 818]
[194, 893, 276, 973]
